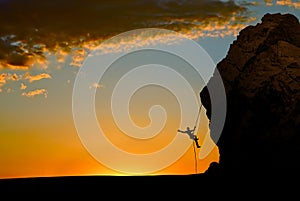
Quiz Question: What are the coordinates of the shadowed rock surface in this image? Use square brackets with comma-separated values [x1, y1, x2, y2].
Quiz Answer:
[200, 13, 300, 175]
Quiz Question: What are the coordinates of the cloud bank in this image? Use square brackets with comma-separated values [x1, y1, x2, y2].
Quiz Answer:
[0, 0, 253, 70]
[7, 1, 297, 97]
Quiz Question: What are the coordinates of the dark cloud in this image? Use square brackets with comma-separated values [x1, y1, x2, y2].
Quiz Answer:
[0, 0, 247, 35]
[0, 0, 251, 69]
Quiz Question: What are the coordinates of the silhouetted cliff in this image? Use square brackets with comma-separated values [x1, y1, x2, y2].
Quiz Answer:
[200, 13, 300, 175]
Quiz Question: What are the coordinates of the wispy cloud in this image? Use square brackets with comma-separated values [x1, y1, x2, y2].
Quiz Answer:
[276, 0, 300, 9]
[20, 83, 27, 90]
[264, 0, 300, 8]
[25, 73, 52, 83]
[0, 72, 51, 94]
[0, 73, 21, 88]
[89, 83, 104, 89]
[21, 88, 48, 98]
[264, 0, 273, 6]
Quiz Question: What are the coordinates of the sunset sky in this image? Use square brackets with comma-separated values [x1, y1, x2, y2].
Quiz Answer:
[0, 0, 299, 178]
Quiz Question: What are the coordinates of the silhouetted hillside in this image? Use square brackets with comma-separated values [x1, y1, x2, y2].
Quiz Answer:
[201, 13, 300, 175]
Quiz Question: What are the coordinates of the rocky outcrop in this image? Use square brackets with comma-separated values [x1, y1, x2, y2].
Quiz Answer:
[200, 13, 300, 174]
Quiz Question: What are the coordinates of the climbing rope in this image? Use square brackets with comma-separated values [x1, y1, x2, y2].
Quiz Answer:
[192, 140, 197, 174]
[192, 103, 202, 174]
[177, 103, 203, 174]
[194, 103, 203, 130]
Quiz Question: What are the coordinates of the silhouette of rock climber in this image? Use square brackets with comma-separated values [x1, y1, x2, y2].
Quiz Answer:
[177, 126, 201, 148]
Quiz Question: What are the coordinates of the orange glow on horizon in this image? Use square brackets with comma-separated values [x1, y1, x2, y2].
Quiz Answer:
[0, 108, 219, 178]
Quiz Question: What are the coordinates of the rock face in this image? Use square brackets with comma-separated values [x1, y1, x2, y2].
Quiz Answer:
[200, 13, 300, 174]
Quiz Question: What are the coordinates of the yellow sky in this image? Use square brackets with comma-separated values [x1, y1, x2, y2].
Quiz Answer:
[0, 110, 219, 178]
